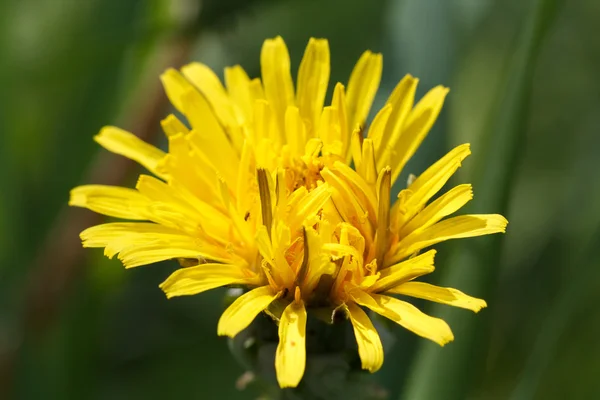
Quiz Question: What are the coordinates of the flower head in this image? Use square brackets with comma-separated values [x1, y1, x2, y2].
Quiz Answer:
[70, 36, 507, 388]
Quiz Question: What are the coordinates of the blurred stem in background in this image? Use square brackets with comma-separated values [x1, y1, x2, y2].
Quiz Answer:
[401, 0, 564, 399]
[510, 225, 600, 399]
[0, 0, 196, 397]
[376, 1, 460, 395]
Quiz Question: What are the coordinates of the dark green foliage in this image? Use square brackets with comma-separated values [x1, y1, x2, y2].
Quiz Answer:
[2, 0, 600, 399]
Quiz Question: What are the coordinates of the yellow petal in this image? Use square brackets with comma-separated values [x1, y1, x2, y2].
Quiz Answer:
[117, 240, 207, 268]
[253, 99, 281, 148]
[375, 74, 418, 170]
[235, 140, 256, 213]
[272, 222, 294, 277]
[346, 50, 382, 131]
[181, 62, 237, 129]
[183, 89, 240, 185]
[275, 301, 307, 388]
[249, 77, 266, 101]
[331, 83, 350, 162]
[255, 225, 274, 261]
[224, 65, 254, 123]
[284, 106, 307, 156]
[320, 171, 374, 245]
[304, 137, 323, 159]
[371, 250, 436, 291]
[360, 138, 377, 185]
[350, 126, 363, 170]
[318, 106, 343, 156]
[399, 184, 473, 238]
[359, 274, 380, 290]
[390, 86, 449, 184]
[135, 174, 229, 236]
[387, 282, 487, 312]
[302, 225, 336, 293]
[405, 143, 471, 210]
[160, 67, 193, 114]
[217, 286, 280, 337]
[392, 214, 508, 262]
[261, 36, 295, 134]
[288, 182, 331, 231]
[80, 222, 171, 250]
[160, 114, 189, 137]
[69, 185, 148, 220]
[348, 289, 385, 314]
[346, 302, 384, 372]
[80, 222, 236, 267]
[217, 177, 254, 248]
[394, 144, 471, 230]
[330, 161, 377, 223]
[296, 38, 330, 134]
[162, 68, 240, 184]
[94, 126, 166, 178]
[366, 103, 393, 154]
[136, 174, 198, 216]
[159, 263, 255, 299]
[369, 293, 454, 346]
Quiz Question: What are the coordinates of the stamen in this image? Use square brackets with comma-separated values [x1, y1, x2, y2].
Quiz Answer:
[294, 286, 302, 303]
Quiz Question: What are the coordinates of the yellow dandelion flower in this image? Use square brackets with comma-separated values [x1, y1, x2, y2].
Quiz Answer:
[69, 35, 507, 389]
[318, 83, 508, 370]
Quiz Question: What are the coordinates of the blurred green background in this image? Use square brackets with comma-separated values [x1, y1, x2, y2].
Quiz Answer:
[1, 0, 599, 398]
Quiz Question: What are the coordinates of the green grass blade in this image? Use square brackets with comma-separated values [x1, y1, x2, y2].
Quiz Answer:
[400, 0, 564, 399]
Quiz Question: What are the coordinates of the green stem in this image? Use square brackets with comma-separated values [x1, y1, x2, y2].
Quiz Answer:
[400, 0, 563, 399]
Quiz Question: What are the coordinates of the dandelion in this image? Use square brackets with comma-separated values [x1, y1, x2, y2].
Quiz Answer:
[69, 36, 507, 389]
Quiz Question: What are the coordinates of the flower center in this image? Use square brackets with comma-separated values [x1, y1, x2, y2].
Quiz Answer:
[287, 157, 324, 192]
[279, 146, 325, 192]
